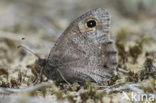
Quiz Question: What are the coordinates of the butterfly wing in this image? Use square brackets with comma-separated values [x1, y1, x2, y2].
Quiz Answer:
[45, 8, 118, 84]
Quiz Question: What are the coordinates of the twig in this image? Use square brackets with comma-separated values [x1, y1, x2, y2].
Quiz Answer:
[98, 82, 156, 99]
[118, 67, 130, 74]
[97, 83, 144, 94]
[0, 82, 52, 94]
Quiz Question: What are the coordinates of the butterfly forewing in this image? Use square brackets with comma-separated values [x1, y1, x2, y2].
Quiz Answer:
[43, 8, 118, 85]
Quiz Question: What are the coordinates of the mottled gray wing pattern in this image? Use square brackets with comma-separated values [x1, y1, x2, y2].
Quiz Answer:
[45, 8, 118, 84]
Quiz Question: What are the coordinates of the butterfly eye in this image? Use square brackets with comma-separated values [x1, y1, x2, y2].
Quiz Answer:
[85, 18, 98, 29]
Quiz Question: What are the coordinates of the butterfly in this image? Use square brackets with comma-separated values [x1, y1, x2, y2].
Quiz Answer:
[35, 8, 118, 85]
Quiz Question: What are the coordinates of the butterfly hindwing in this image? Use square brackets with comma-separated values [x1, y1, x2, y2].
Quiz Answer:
[39, 8, 118, 85]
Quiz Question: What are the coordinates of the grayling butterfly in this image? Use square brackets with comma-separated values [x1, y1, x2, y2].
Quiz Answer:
[35, 8, 118, 85]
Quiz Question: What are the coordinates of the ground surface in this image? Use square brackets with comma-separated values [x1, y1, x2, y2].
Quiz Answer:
[0, 0, 156, 103]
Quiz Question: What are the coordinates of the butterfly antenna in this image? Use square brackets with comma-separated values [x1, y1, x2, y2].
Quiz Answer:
[17, 45, 40, 59]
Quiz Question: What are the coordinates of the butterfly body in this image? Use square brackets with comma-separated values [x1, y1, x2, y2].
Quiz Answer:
[35, 8, 118, 85]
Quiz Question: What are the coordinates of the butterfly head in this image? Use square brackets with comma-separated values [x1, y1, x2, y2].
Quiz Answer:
[35, 58, 47, 73]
